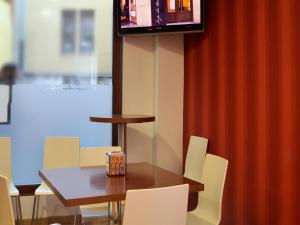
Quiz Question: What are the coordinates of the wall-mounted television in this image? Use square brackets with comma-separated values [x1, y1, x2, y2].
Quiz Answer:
[118, 0, 204, 35]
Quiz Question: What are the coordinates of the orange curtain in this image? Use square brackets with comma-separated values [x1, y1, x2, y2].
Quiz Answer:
[183, 0, 300, 224]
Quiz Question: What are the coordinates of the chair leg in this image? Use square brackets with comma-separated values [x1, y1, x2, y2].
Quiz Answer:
[31, 196, 37, 225]
[15, 197, 20, 225]
[73, 208, 78, 225]
[35, 196, 40, 225]
[118, 202, 122, 225]
[17, 196, 23, 225]
[108, 202, 111, 225]
[109, 202, 121, 225]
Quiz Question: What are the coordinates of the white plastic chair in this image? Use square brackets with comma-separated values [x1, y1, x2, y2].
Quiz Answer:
[0, 175, 15, 225]
[0, 175, 61, 225]
[31, 137, 80, 225]
[74, 146, 122, 225]
[187, 154, 228, 225]
[0, 137, 23, 225]
[184, 136, 208, 182]
[122, 184, 189, 225]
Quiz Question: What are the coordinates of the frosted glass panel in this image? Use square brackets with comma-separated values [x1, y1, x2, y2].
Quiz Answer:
[0, 84, 112, 184]
[0, 0, 113, 184]
[0, 85, 9, 123]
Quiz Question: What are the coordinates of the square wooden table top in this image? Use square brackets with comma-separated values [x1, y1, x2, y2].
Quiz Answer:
[39, 162, 204, 209]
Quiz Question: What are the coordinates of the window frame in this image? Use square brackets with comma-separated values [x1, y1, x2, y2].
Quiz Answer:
[112, 0, 123, 146]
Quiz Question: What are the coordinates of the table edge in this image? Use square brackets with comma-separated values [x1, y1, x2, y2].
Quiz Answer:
[90, 115, 155, 124]
[38, 170, 69, 206]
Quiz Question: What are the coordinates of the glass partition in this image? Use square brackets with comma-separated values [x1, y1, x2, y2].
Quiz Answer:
[0, 0, 113, 184]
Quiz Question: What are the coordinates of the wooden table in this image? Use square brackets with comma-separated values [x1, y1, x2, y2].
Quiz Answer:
[39, 163, 204, 224]
[90, 114, 155, 157]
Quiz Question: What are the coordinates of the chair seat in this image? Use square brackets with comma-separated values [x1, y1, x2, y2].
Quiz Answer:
[80, 203, 108, 221]
[9, 182, 19, 196]
[35, 182, 53, 195]
[187, 212, 215, 225]
[187, 198, 219, 225]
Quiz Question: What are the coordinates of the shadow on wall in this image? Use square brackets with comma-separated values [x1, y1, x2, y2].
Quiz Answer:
[127, 126, 154, 163]
[153, 133, 182, 174]
[124, 36, 155, 52]
[124, 35, 183, 55]
[127, 125, 182, 174]
[126, 120, 182, 174]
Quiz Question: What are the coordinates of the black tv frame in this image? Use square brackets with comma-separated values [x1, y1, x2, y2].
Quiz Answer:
[117, 0, 204, 36]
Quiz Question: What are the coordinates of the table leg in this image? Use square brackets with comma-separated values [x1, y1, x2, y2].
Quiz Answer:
[123, 123, 127, 164]
[117, 123, 127, 164]
[117, 124, 123, 147]
[109, 201, 122, 225]
[116, 123, 128, 170]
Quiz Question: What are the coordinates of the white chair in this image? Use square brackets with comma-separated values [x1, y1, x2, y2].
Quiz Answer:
[187, 154, 228, 225]
[184, 136, 208, 182]
[122, 184, 189, 225]
[0, 175, 61, 225]
[0, 137, 23, 225]
[31, 137, 80, 225]
[0, 175, 19, 225]
[74, 146, 121, 225]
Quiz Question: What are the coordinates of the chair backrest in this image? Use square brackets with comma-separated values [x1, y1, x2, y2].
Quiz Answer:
[43, 137, 80, 169]
[0, 175, 15, 225]
[123, 184, 189, 225]
[0, 137, 12, 181]
[80, 146, 121, 167]
[198, 154, 228, 223]
[184, 136, 208, 182]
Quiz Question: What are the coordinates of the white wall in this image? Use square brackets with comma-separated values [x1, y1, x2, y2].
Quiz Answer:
[123, 34, 184, 174]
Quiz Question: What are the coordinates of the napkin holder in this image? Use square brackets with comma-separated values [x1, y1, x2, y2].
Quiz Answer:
[106, 151, 126, 176]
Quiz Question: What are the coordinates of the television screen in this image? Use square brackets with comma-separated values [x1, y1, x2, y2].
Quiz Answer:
[118, 0, 204, 35]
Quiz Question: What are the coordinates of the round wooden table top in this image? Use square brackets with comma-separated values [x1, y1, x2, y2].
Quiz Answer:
[90, 114, 155, 124]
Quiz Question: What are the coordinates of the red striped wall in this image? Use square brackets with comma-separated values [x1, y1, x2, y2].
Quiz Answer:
[183, 0, 300, 224]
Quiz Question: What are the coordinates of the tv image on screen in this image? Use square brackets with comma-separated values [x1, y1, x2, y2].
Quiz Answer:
[118, 0, 204, 35]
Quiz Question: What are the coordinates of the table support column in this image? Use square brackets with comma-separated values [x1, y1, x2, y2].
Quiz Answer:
[109, 201, 122, 225]
[118, 123, 127, 164]
[123, 123, 127, 157]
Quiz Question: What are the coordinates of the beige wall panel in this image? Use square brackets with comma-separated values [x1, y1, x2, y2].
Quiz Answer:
[122, 34, 184, 173]
[122, 36, 156, 163]
[154, 34, 184, 174]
